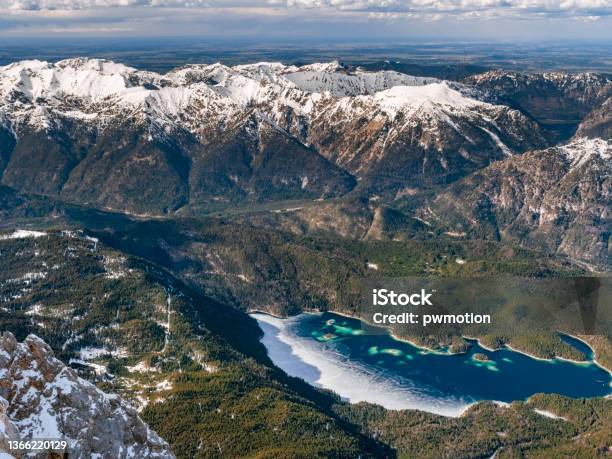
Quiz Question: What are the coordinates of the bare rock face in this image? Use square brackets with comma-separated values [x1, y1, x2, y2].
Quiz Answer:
[576, 96, 612, 140]
[0, 397, 20, 455]
[0, 332, 175, 459]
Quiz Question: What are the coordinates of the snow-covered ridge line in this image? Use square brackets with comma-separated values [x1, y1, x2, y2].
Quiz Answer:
[1, 57, 436, 100]
[468, 69, 611, 85]
[0, 57, 466, 117]
[0, 57, 534, 164]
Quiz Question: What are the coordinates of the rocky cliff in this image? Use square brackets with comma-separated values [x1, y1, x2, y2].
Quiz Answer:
[0, 332, 174, 459]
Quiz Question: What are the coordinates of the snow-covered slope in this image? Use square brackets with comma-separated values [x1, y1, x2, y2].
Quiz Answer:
[0, 58, 160, 102]
[368, 82, 481, 117]
[0, 58, 236, 133]
[0, 332, 174, 459]
[560, 137, 611, 169]
[282, 61, 439, 97]
[0, 58, 500, 135]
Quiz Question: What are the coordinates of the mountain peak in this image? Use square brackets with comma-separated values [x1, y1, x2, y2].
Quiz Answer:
[371, 82, 482, 118]
[292, 61, 344, 73]
[54, 57, 139, 75]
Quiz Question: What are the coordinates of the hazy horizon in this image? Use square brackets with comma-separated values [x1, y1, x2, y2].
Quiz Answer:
[2, 38, 611, 74]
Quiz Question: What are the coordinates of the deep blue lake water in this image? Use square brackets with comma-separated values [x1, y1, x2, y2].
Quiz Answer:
[253, 312, 612, 415]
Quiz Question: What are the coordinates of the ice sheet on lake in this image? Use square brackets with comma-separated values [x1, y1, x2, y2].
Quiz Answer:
[252, 312, 473, 417]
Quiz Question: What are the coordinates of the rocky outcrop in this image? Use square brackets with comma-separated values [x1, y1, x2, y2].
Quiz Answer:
[0, 397, 19, 456]
[0, 332, 174, 459]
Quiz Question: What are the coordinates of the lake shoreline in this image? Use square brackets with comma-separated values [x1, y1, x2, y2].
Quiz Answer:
[563, 334, 612, 378]
[251, 311, 612, 419]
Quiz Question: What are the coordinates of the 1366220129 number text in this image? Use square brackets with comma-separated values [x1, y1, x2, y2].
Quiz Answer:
[7, 439, 68, 452]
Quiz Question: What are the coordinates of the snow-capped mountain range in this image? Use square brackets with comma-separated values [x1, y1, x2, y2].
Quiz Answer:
[0, 58, 609, 267]
[0, 58, 448, 129]
[0, 58, 550, 209]
[0, 58, 442, 116]
[0, 57, 515, 143]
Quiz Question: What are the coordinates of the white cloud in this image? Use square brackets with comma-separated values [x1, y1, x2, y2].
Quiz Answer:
[0, 0, 265, 11]
[1, 0, 610, 15]
[0, 0, 609, 21]
[271, 0, 612, 19]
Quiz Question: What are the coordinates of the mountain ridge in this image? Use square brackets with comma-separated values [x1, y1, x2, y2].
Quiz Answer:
[417, 137, 611, 269]
[0, 58, 550, 213]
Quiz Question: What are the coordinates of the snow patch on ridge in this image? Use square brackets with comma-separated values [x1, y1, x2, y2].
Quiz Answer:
[0, 230, 47, 240]
[559, 137, 611, 169]
[533, 408, 568, 421]
[371, 83, 483, 119]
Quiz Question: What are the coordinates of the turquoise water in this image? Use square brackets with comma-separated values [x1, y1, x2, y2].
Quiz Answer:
[559, 333, 594, 359]
[289, 312, 612, 404]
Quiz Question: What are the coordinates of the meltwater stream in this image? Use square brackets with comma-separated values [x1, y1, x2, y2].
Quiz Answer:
[252, 312, 612, 417]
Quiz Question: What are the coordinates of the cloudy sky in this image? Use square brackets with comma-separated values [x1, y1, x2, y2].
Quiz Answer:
[0, 0, 611, 40]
